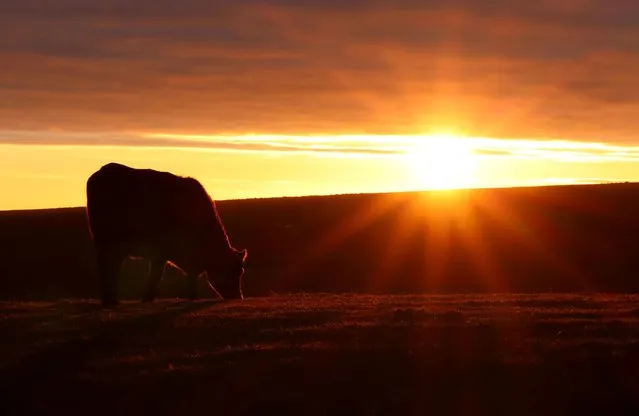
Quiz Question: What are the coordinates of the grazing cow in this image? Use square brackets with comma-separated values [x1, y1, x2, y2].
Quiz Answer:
[86, 163, 248, 307]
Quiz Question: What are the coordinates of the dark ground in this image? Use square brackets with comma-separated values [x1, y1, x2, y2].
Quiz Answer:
[1, 294, 639, 415]
[2, 184, 639, 414]
[2, 183, 639, 299]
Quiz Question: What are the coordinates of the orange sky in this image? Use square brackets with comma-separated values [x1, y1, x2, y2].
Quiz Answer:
[2, 133, 639, 210]
[1, 1, 638, 210]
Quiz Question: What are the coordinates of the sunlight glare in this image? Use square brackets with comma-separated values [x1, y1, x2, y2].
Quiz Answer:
[406, 134, 477, 190]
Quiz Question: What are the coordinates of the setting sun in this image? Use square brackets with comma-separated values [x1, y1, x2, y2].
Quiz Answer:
[406, 134, 478, 190]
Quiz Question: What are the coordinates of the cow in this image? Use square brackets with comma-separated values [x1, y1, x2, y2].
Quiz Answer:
[85, 162, 248, 307]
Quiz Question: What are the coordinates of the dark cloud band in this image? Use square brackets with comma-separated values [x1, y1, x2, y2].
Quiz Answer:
[1, 0, 638, 141]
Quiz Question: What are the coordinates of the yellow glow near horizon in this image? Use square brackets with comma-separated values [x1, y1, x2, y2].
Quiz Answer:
[2, 130, 639, 211]
[406, 134, 477, 190]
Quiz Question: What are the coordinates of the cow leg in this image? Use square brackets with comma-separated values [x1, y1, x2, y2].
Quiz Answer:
[143, 258, 166, 302]
[96, 245, 124, 308]
[187, 274, 199, 300]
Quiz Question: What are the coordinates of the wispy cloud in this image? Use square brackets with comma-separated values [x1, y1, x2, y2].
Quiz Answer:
[3, 130, 639, 163]
[0, 130, 405, 156]
[469, 138, 639, 163]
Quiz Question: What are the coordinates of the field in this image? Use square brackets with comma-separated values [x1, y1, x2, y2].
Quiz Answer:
[2, 294, 639, 415]
[3, 183, 639, 300]
[3, 184, 639, 414]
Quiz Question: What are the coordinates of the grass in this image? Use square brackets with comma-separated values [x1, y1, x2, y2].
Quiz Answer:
[4, 184, 639, 414]
[5, 183, 639, 300]
[2, 293, 639, 415]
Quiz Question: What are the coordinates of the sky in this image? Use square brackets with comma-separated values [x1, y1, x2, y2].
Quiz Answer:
[1, 0, 638, 210]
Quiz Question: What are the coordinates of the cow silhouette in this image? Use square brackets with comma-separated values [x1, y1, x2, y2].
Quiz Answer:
[86, 163, 248, 307]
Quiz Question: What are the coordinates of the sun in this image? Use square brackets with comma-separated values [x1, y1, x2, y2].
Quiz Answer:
[406, 133, 477, 190]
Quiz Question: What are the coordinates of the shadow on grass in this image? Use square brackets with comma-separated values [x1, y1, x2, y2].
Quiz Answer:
[9, 335, 639, 416]
[0, 300, 221, 415]
[2, 295, 639, 415]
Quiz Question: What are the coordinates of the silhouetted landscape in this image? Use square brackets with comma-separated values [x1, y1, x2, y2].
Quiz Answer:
[2, 183, 639, 299]
[2, 183, 639, 414]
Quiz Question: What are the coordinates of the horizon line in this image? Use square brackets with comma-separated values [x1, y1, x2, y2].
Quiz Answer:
[2, 180, 636, 213]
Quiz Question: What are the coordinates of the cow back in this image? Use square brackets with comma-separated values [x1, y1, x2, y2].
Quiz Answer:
[86, 163, 228, 249]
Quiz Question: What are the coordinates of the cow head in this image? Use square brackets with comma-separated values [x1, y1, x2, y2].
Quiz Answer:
[208, 248, 247, 300]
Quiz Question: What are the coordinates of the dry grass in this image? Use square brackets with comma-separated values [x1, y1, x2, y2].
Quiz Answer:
[2, 293, 639, 415]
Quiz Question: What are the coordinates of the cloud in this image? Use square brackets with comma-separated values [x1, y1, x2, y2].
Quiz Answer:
[1, 1, 638, 140]
[4, 130, 639, 164]
[0, 131, 406, 156]
[472, 138, 639, 162]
